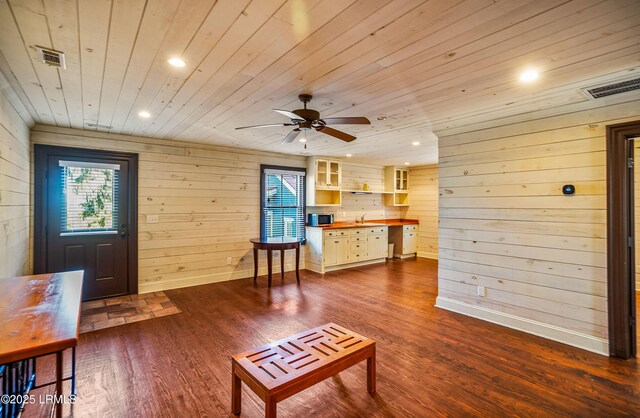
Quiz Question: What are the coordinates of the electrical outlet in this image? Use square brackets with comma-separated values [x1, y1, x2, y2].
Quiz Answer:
[227, 257, 232, 265]
[146, 215, 159, 224]
[477, 286, 486, 297]
[342, 211, 346, 217]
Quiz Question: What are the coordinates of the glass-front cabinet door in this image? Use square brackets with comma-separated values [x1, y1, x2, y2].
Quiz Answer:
[328, 161, 341, 189]
[400, 169, 408, 191]
[395, 169, 408, 191]
[315, 159, 328, 187]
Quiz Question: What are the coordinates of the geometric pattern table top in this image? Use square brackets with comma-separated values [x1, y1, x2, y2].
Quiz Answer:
[232, 323, 375, 392]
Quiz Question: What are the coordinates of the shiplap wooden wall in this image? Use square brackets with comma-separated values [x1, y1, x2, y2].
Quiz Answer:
[435, 99, 640, 355]
[0, 74, 31, 278]
[405, 165, 438, 259]
[30, 125, 306, 293]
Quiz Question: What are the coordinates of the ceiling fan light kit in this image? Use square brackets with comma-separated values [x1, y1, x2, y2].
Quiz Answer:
[236, 94, 370, 144]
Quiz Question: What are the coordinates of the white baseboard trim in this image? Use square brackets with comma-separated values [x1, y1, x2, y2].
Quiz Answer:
[435, 296, 609, 356]
[138, 264, 300, 294]
[418, 251, 438, 260]
[324, 258, 386, 272]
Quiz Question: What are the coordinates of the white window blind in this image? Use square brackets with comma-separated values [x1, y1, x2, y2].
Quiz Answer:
[59, 161, 119, 233]
[262, 167, 305, 240]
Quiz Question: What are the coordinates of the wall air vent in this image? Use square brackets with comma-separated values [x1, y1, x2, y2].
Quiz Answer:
[86, 123, 113, 129]
[35, 46, 66, 69]
[581, 77, 640, 100]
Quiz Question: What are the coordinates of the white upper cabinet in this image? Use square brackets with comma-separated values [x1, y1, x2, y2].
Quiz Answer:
[384, 166, 409, 206]
[315, 159, 342, 189]
[307, 157, 342, 206]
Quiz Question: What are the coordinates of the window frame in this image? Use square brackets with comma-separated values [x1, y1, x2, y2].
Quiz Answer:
[259, 164, 306, 242]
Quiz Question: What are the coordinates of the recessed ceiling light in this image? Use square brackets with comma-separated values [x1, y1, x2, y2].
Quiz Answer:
[404, 162, 410, 165]
[168, 57, 186, 67]
[346, 154, 352, 157]
[299, 138, 307, 143]
[138, 110, 151, 118]
[412, 141, 420, 146]
[519, 69, 539, 83]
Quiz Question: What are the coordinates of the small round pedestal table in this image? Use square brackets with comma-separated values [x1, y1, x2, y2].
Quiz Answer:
[250, 237, 302, 287]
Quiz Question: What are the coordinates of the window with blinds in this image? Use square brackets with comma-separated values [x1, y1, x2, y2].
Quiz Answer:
[59, 160, 119, 233]
[261, 166, 306, 241]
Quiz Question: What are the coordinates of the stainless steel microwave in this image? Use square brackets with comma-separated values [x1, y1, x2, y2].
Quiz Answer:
[308, 213, 334, 226]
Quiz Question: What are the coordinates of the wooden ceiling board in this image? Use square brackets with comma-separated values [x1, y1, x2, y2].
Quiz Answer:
[145, 0, 292, 138]
[0, 0, 638, 165]
[0, 0, 56, 125]
[78, 0, 111, 127]
[9, 0, 70, 127]
[183, 0, 468, 141]
[136, 0, 254, 138]
[155, 0, 398, 140]
[43, 0, 83, 129]
[310, 0, 605, 117]
[160, 0, 360, 141]
[318, 7, 640, 133]
[106, 0, 183, 132]
[96, 0, 147, 131]
[117, 0, 221, 135]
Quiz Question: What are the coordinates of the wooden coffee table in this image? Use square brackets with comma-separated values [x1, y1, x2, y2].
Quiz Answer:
[231, 323, 376, 417]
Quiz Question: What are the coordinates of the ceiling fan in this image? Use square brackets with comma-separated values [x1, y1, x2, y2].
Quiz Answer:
[236, 94, 370, 143]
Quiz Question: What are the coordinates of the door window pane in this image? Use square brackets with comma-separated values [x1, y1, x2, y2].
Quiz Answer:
[60, 161, 119, 232]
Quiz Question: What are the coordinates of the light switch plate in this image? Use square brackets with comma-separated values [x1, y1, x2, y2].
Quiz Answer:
[146, 215, 159, 224]
[477, 286, 486, 297]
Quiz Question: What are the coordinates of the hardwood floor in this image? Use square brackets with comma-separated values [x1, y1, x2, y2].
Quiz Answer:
[26, 259, 640, 417]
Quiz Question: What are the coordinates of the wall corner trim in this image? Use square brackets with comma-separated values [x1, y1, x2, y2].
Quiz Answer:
[434, 296, 609, 356]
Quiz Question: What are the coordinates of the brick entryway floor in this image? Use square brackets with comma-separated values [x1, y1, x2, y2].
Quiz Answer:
[79, 291, 181, 333]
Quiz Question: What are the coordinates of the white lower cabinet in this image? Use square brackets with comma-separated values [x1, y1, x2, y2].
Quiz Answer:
[323, 236, 349, 266]
[367, 233, 388, 259]
[305, 225, 389, 273]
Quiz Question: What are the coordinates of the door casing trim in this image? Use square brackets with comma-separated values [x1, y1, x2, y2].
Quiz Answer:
[606, 120, 640, 359]
[34, 144, 139, 296]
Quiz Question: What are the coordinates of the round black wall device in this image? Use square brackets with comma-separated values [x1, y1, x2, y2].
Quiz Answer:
[562, 184, 575, 195]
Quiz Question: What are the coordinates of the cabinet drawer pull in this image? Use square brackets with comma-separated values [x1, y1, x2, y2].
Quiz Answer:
[335, 241, 339, 244]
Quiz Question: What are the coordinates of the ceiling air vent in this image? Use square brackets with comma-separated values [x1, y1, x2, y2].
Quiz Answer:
[35, 46, 66, 69]
[581, 77, 640, 100]
[86, 123, 112, 129]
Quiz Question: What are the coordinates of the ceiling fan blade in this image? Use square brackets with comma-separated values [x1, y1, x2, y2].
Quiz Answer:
[274, 109, 305, 121]
[321, 116, 370, 125]
[316, 126, 356, 142]
[235, 123, 293, 130]
[281, 129, 301, 144]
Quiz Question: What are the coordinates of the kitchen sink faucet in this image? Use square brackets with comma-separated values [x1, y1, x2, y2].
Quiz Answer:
[361, 213, 366, 223]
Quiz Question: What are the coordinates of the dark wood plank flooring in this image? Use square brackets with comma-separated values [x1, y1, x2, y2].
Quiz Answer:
[26, 258, 640, 417]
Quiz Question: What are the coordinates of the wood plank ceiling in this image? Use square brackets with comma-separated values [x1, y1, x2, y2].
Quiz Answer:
[0, 0, 638, 165]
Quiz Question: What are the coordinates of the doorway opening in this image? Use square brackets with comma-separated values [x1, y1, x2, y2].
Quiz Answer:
[606, 121, 640, 359]
[34, 145, 138, 301]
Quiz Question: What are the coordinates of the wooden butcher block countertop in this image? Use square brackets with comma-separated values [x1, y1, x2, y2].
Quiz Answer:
[306, 219, 419, 230]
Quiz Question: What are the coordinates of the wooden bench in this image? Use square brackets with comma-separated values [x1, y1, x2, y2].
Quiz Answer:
[231, 323, 376, 417]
